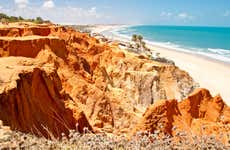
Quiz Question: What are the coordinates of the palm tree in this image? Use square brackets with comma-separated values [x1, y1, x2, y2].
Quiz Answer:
[131, 34, 149, 51]
[132, 34, 137, 42]
[137, 35, 143, 43]
[141, 41, 146, 48]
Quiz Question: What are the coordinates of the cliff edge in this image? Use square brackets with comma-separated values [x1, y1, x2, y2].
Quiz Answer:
[0, 23, 228, 140]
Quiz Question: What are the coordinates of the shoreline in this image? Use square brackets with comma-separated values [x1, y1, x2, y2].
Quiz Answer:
[148, 41, 230, 67]
[89, 25, 230, 105]
[147, 44, 230, 103]
[106, 25, 230, 65]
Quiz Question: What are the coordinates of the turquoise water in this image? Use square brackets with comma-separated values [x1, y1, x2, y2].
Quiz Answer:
[114, 25, 230, 63]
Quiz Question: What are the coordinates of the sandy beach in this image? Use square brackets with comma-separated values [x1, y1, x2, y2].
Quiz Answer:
[90, 25, 230, 105]
[149, 44, 230, 105]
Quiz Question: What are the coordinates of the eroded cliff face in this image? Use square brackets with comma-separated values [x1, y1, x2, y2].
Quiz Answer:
[133, 88, 230, 137]
[0, 22, 228, 138]
[0, 57, 92, 138]
[0, 23, 62, 37]
[0, 36, 67, 59]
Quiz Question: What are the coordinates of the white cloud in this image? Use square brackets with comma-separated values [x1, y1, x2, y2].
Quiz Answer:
[223, 10, 230, 17]
[177, 12, 194, 20]
[160, 11, 194, 22]
[160, 11, 173, 17]
[42, 0, 55, 9]
[89, 7, 96, 14]
[0, 4, 106, 24]
[87, 7, 101, 18]
[14, 0, 29, 8]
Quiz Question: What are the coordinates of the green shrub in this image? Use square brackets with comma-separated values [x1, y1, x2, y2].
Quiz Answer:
[0, 12, 51, 24]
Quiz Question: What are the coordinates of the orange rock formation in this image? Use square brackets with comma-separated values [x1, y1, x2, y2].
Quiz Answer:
[133, 88, 230, 137]
[0, 22, 229, 139]
[0, 57, 92, 138]
[0, 36, 67, 58]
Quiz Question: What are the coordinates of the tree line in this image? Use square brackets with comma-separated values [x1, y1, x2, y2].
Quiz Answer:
[0, 13, 51, 24]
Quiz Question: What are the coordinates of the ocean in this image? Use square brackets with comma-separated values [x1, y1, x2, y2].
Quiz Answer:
[112, 25, 230, 63]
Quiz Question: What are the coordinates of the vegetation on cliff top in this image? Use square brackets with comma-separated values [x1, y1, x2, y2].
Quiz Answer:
[0, 13, 51, 24]
[132, 34, 148, 50]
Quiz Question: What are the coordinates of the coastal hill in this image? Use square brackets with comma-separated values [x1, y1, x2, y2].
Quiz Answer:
[0, 22, 229, 148]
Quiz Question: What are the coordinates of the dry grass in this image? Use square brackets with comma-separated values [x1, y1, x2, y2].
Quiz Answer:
[0, 127, 229, 150]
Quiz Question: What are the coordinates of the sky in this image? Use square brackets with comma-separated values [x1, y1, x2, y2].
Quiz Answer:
[0, 0, 230, 26]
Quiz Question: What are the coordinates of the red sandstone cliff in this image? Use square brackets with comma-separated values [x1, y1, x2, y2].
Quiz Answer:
[133, 88, 230, 137]
[0, 57, 92, 138]
[0, 23, 229, 139]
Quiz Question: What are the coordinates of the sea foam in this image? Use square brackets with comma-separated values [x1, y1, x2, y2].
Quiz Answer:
[109, 25, 230, 64]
